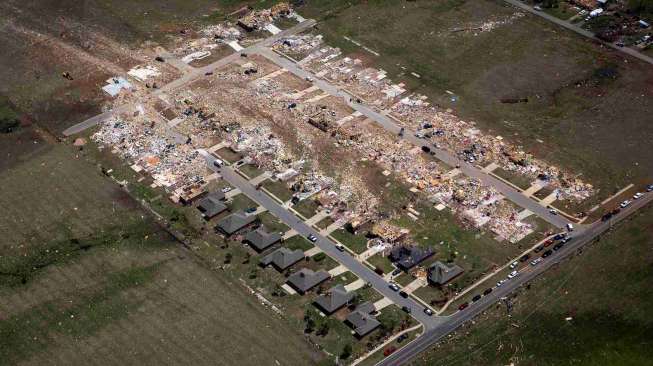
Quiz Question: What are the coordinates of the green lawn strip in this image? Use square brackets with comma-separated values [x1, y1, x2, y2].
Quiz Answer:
[215, 147, 242, 163]
[331, 228, 369, 254]
[492, 168, 534, 191]
[367, 254, 395, 274]
[262, 179, 294, 202]
[316, 216, 335, 230]
[394, 273, 415, 287]
[227, 193, 258, 212]
[293, 198, 320, 219]
[283, 235, 314, 251]
[257, 211, 290, 233]
[238, 164, 264, 179]
[358, 326, 422, 366]
[412, 285, 447, 309]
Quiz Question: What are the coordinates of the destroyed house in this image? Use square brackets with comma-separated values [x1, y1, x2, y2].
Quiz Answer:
[286, 268, 330, 294]
[389, 245, 435, 271]
[345, 302, 380, 337]
[259, 247, 304, 271]
[215, 211, 257, 235]
[197, 191, 227, 219]
[314, 284, 354, 314]
[245, 226, 281, 252]
[428, 261, 463, 286]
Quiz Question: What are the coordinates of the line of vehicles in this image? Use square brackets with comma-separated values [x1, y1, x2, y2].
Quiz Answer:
[603, 186, 651, 221]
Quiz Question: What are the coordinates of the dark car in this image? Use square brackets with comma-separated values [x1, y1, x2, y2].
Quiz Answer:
[472, 294, 482, 302]
[307, 234, 318, 242]
[458, 302, 469, 311]
[601, 212, 613, 221]
[245, 207, 257, 213]
[397, 334, 408, 343]
[483, 288, 493, 296]
[421, 146, 431, 153]
[519, 254, 531, 262]
[542, 249, 553, 258]
[399, 290, 409, 298]
[554, 233, 567, 241]
[544, 240, 554, 248]
[553, 243, 564, 251]
[533, 245, 545, 253]
[401, 306, 411, 313]
[392, 268, 402, 276]
[562, 237, 572, 244]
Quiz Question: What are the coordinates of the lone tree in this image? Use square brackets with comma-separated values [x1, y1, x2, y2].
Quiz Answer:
[340, 343, 352, 359]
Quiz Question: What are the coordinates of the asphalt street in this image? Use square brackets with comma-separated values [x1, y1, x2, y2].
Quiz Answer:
[199, 150, 440, 326]
[377, 193, 653, 366]
[62, 19, 317, 137]
[255, 47, 570, 229]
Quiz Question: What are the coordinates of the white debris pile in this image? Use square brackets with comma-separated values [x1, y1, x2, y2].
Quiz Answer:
[127, 65, 161, 82]
[450, 12, 526, 35]
[228, 126, 295, 172]
[272, 34, 323, 54]
[200, 23, 243, 41]
[237, 2, 292, 31]
[92, 117, 206, 189]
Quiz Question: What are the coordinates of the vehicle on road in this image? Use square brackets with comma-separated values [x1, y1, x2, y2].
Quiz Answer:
[562, 237, 572, 244]
[553, 242, 564, 251]
[245, 207, 257, 213]
[213, 159, 223, 167]
[397, 334, 409, 343]
[549, 208, 558, 215]
[542, 249, 553, 258]
[389, 283, 400, 292]
[458, 302, 469, 311]
[335, 244, 345, 252]
[421, 146, 431, 154]
[633, 192, 644, 200]
[553, 233, 567, 241]
[391, 268, 402, 276]
[544, 240, 554, 248]
[399, 290, 409, 298]
[424, 308, 434, 316]
[647, 184, 653, 192]
[620, 200, 632, 208]
[496, 279, 508, 287]
[307, 234, 318, 242]
[508, 270, 519, 279]
[221, 187, 232, 193]
[401, 306, 411, 313]
[566, 223, 574, 232]
[519, 254, 531, 262]
[483, 288, 493, 296]
[530, 257, 543, 266]
[534, 245, 545, 253]
[472, 294, 482, 302]
[509, 261, 518, 269]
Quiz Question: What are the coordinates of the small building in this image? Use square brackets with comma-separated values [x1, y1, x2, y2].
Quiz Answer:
[286, 268, 330, 294]
[245, 226, 281, 252]
[215, 211, 257, 235]
[428, 261, 464, 286]
[314, 284, 354, 314]
[389, 245, 435, 271]
[345, 302, 380, 337]
[197, 191, 227, 219]
[259, 247, 304, 271]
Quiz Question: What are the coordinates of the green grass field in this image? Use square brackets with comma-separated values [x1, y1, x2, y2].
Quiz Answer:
[412, 203, 653, 366]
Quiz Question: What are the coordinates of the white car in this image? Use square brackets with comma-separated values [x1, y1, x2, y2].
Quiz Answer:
[633, 192, 644, 200]
[389, 283, 400, 292]
[509, 261, 518, 269]
[496, 279, 508, 287]
[508, 270, 519, 279]
[530, 257, 543, 266]
[221, 187, 232, 193]
[620, 200, 632, 208]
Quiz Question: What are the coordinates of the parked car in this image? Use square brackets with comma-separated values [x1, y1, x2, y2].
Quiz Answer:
[542, 249, 553, 258]
[549, 208, 558, 215]
[307, 234, 318, 242]
[335, 244, 345, 252]
[221, 187, 232, 193]
[566, 223, 574, 232]
[391, 268, 402, 276]
[534, 245, 545, 253]
[389, 283, 400, 292]
[554, 233, 567, 241]
[458, 302, 469, 311]
[424, 308, 434, 316]
[647, 184, 653, 192]
[472, 294, 482, 302]
[530, 257, 543, 266]
[562, 237, 572, 244]
[383, 346, 397, 357]
[401, 306, 411, 313]
[245, 207, 257, 213]
[399, 290, 409, 298]
[496, 279, 508, 287]
[483, 288, 493, 296]
[620, 200, 632, 208]
[508, 270, 519, 279]
[553, 242, 564, 251]
[509, 261, 518, 269]
[397, 334, 409, 343]
[633, 192, 644, 200]
[519, 254, 531, 262]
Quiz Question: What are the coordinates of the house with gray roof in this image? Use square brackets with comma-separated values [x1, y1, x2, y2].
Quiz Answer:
[428, 261, 463, 286]
[245, 226, 281, 252]
[314, 284, 354, 314]
[215, 211, 257, 235]
[286, 268, 330, 294]
[389, 245, 435, 271]
[345, 302, 380, 337]
[259, 247, 304, 271]
[197, 191, 227, 220]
